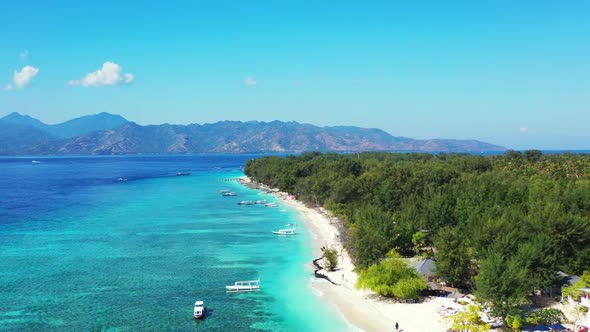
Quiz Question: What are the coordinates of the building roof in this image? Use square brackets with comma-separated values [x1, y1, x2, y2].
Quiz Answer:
[407, 258, 436, 276]
[557, 271, 581, 286]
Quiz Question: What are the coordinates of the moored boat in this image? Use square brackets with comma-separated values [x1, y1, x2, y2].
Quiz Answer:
[176, 172, 191, 176]
[237, 201, 254, 205]
[222, 192, 237, 196]
[272, 229, 296, 235]
[265, 202, 279, 208]
[225, 280, 260, 292]
[193, 300, 206, 319]
[255, 199, 268, 205]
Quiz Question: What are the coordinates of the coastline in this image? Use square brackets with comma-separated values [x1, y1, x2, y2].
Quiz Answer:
[240, 176, 448, 332]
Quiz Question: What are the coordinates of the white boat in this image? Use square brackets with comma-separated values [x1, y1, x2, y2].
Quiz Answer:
[255, 200, 268, 205]
[225, 279, 260, 292]
[265, 202, 279, 208]
[176, 172, 191, 176]
[31, 160, 41, 163]
[237, 201, 254, 205]
[272, 229, 295, 235]
[193, 300, 206, 319]
[222, 192, 237, 196]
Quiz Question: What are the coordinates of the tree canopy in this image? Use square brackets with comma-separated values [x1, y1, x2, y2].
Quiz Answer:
[245, 151, 590, 314]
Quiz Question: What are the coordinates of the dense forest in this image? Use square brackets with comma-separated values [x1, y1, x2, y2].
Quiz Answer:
[245, 151, 590, 318]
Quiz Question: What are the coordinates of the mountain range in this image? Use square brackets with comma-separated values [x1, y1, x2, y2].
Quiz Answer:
[0, 112, 506, 154]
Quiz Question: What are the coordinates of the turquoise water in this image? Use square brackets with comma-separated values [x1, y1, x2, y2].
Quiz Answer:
[0, 156, 349, 331]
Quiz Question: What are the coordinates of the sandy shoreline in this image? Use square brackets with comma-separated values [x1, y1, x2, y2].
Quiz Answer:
[241, 177, 448, 332]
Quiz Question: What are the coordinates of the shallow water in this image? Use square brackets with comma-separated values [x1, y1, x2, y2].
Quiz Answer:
[0, 155, 348, 331]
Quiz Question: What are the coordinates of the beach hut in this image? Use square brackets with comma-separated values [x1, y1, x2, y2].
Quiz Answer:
[407, 258, 436, 281]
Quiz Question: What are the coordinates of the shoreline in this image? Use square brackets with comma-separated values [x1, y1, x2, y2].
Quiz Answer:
[240, 176, 448, 332]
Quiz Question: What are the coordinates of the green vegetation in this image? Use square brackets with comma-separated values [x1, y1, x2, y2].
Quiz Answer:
[505, 314, 524, 331]
[525, 308, 565, 325]
[446, 304, 491, 332]
[355, 251, 426, 299]
[562, 271, 590, 300]
[245, 151, 590, 317]
[322, 246, 339, 271]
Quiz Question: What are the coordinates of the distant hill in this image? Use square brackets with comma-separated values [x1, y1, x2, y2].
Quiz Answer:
[0, 113, 506, 155]
[0, 112, 48, 130]
[0, 112, 129, 139]
[48, 112, 129, 139]
[0, 122, 55, 154]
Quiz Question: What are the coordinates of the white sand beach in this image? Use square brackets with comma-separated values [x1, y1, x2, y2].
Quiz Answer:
[242, 177, 449, 332]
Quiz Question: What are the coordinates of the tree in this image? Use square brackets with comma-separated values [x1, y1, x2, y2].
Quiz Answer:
[349, 207, 395, 268]
[322, 246, 339, 271]
[515, 235, 559, 292]
[475, 250, 530, 318]
[356, 251, 426, 299]
[412, 230, 427, 254]
[447, 305, 491, 332]
[434, 226, 474, 288]
[391, 276, 427, 299]
[524, 149, 543, 163]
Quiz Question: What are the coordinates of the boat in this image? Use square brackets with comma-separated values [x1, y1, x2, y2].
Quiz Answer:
[31, 160, 41, 163]
[193, 300, 206, 319]
[117, 177, 128, 182]
[176, 172, 191, 176]
[222, 192, 237, 196]
[285, 223, 296, 227]
[237, 201, 254, 205]
[272, 229, 296, 235]
[225, 279, 260, 293]
[255, 200, 268, 205]
[265, 202, 279, 208]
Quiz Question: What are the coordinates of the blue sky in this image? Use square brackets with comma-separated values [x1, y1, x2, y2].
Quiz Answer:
[0, 1, 588, 150]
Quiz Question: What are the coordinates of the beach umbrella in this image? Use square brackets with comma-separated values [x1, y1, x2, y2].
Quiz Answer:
[522, 325, 550, 331]
[548, 323, 566, 331]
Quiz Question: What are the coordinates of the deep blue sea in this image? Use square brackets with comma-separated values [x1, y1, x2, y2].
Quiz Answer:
[0, 155, 349, 331]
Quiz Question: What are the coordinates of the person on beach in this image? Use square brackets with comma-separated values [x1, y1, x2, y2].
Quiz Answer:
[395, 322, 399, 331]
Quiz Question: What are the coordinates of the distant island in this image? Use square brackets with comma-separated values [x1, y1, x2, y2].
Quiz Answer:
[0, 112, 506, 155]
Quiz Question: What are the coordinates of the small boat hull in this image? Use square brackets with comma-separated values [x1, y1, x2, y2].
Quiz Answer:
[226, 280, 261, 292]
[194, 301, 205, 319]
[272, 229, 296, 235]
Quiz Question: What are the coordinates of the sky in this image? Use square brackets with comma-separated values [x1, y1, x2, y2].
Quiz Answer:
[0, 1, 589, 150]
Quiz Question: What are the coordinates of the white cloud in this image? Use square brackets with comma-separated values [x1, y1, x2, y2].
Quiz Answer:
[244, 77, 257, 86]
[68, 62, 134, 87]
[9, 66, 40, 89]
[519, 127, 529, 133]
[20, 50, 28, 59]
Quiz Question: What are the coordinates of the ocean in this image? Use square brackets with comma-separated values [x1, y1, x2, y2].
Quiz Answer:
[0, 155, 349, 331]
